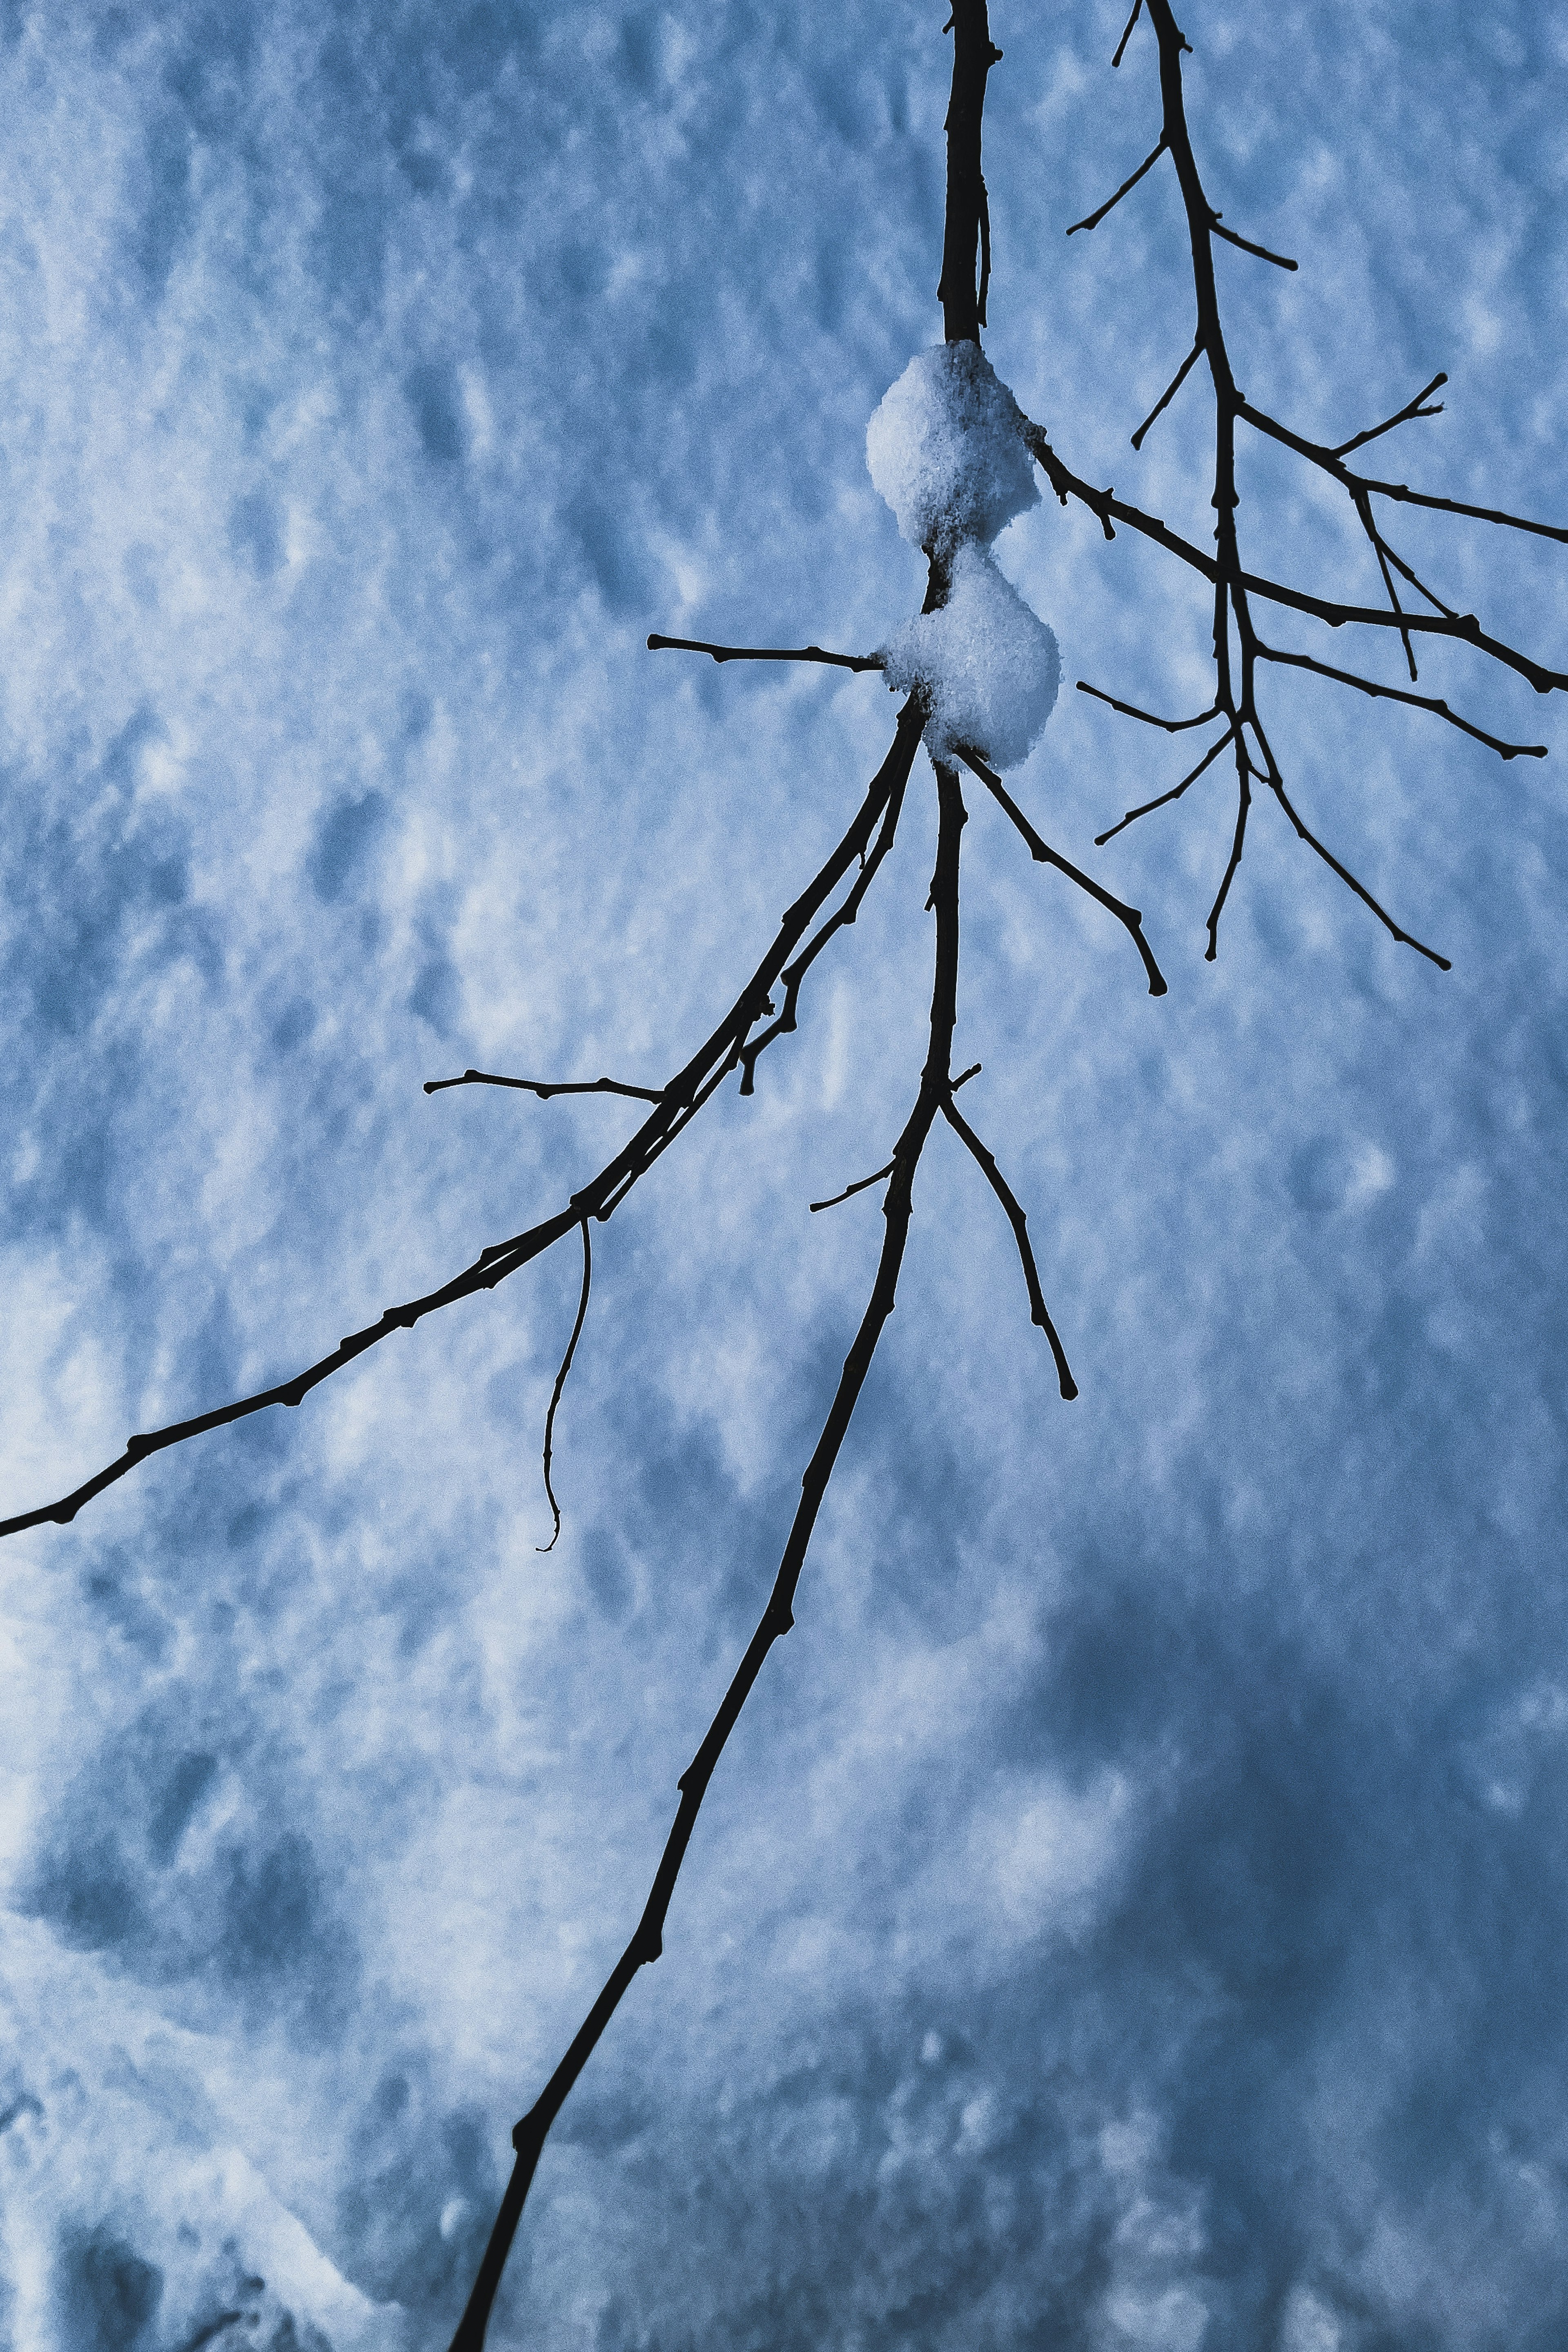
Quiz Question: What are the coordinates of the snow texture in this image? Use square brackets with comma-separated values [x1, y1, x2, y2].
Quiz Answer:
[866, 341, 1039, 555]
[881, 542, 1061, 769]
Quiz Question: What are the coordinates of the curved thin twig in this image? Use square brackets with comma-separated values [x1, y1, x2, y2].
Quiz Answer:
[537, 1217, 592, 1555]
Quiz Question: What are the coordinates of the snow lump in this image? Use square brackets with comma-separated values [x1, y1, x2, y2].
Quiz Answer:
[868, 343, 1059, 770]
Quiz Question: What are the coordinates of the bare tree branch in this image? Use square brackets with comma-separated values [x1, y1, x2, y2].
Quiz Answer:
[1076, 682, 1222, 733]
[809, 1161, 897, 1213]
[0, 703, 927, 1544]
[954, 744, 1169, 995]
[444, 756, 978, 2352]
[537, 1217, 592, 1555]
[1208, 215, 1297, 270]
[1111, 0, 1144, 70]
[1131, 337, 1205, 450]
[424, 1072, 666, 1104]
[1066, 134, 1167, 236]
[647, 634, 883, 672]
[940, 1095, 1077, 1399]
[1258, 641, 1547, 760]
[1094, 724, 1236, 844]
[1333, 370, 1448, 459]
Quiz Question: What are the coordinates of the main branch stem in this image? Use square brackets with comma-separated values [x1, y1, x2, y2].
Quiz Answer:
[445, 761, 968, 2350]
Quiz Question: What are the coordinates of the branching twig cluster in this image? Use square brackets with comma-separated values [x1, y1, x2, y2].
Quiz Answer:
[3, 5, 1565, 2347]
[1037, 0, 1567, 965]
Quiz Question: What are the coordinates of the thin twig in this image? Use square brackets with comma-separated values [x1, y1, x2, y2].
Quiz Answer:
[1094, 724, 1236, 844]
[1076, 682, 1222, 733]
[1258, 642, 1547, 760]
[1131, 338, 1204, 450]
[1204, 769, 1252, 962]
[1333, 372, 1448, 460]
[647, 634, 883, 671]
[536, 1218, 592, 1554]
[954, 744, 1168, 996]
[1209, 216, 1297, 270]
[940, 1097, 1077, 1399]
[1111, 0, 1143, 68]
[1066, 134, 1167, 236]
[1238, 401, 1568, 547]
[425, 1072, 665, 1104]
[810, 1162, 896, 1214]
[1263, 763, 1452, 971]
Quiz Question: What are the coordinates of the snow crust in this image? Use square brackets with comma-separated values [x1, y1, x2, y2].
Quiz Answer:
[868, 342, 1058, 770]
[880, 541, 1060, 770]
[866, 341, 1039, 555]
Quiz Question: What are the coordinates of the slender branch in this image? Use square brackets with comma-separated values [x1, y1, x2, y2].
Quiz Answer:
[0, 703, 927, 1544]
[1076, 682, 1222, 734]
[1111, 0, 1143, 69]
[1131, 337, 1204, 450]
[1204, 766, 1252, 962]
[940, 1097, 1077, 1399]
[954, 744, 1168, 996]
[445, 748, 975, 2352]
[1208, 216, 1297, 271]
[424, 1072, 665, 1104]
[1025, 415, 1568, 689]
[1333, 371, 1448, 460]
[647, 635, 883, 673]
[1066, 134, 1167, 236]
[739, 746, 914, 1092]
[1258, 641, 1547, 760]
[1261, 760, 1452, 971]
[537, 1218, 592, 1555]
[809, 1161, 896, 1214]
[1094, 724, 1235, 844]
[1239, 399, 1568, 547]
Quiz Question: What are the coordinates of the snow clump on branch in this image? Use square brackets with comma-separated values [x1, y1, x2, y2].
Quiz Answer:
[868, 342, 1059, 771]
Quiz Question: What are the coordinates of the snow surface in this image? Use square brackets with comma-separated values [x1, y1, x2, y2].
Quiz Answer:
[880, 541, 1061, 769]
[868, 343, 1059, 769]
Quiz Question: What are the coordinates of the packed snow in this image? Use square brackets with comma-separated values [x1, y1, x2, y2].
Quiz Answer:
[880, 541, 1060, 769]
[867, 343, 1058, 770]
[866, 341, 1039, 554]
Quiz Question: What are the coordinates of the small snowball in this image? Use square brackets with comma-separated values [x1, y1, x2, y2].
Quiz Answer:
[881, 543, 1060, 771]
[866, 341, 1039, 555]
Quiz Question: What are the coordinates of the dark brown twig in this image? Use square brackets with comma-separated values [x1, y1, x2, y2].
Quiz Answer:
[1076, 682, 1222, 734]
[647, 634, 883, 672]
[425, 1072, 665, 1104]
[1111, 0, 1143, 69]
[1333, 371, 1447, 460]
[809, 1161, 897, 1213]
[1131, 337, 1204, 450]
[1066, 134, 1167, 236]
[1094, 724, 1236, 844]
[940, 1096, 1077, 1399]
[1258, 641, 1546, 761]
[537, 1217, 592, 1555]
[1208, 216, 1297, 271]
[954, 745, 1168, 996]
